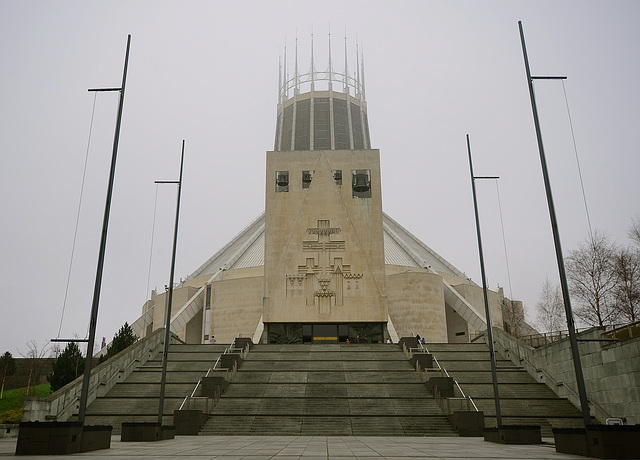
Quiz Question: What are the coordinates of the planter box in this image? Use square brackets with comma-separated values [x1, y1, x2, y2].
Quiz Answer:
[453, 411, 485, 437]
[201, 376, 228, 397]
[484, 425, 541, 445]
[121, 422, 160, 442]
[554, 425, 640, 459]
[409, 353, 433, 371]
[220, 353, 241, 371]
[174, 410, 207, 435]
[159, 425, 175, 440]
[16, 421, 82, 455]
[426, 376, 454, 397]
[552, 428, 589, 457]
[80, 425, 112, 452]
[235, 338, 253, 351]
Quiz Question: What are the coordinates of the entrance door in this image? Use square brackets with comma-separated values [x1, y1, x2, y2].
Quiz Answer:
[312, 324, 337, 343]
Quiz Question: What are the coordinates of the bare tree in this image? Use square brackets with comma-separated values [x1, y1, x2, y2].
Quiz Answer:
[17, 340, 51, 396]
[566, 232, 619, 327]
[613, 247, 640, 323]
[629, 216, 640, 246]
[536, 278, 565, 332]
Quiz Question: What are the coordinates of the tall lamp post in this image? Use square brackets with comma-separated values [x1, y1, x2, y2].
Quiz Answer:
[466, 134, 503, 427]
[518, 21, 591, 427]
[156, 141, 185, 426]
[78, 35, 131, 424]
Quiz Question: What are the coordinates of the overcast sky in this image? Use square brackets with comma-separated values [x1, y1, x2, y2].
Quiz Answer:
[1, 1, 639, 355]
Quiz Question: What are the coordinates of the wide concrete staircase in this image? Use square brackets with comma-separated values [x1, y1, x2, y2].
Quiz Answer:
[84, 343, 227, 433]
[201, 343, 457, 436]
[426, 342, 589, 437]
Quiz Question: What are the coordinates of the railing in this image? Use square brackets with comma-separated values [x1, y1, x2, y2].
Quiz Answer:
[601, 320, 640, 342]
[408, 340, 478, 413]
[178, 334, 249, 411]
[489, 331, 613, 423]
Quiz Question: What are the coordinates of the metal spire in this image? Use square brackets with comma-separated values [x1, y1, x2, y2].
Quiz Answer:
[283, 40, 288, 99]
[356, 42, 361, 96]
[343, 30, 349, 94]
[360, 45, 366, 101]
[294, 32, 299, 94]
[327, 28, 333, 92]
[310, 30, 315, 91]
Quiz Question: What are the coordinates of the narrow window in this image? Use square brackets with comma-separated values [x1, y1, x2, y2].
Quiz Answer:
[352, 169, 371, 198]
[205, 284, 211, 308]
[302, 170, 314, 189]
[276, 171, 289, 192]
[332, 170, 342, 185]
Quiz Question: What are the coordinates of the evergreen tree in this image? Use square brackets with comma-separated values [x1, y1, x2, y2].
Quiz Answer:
[98, 322, 138, 364]
[47, 342, 85, 392]
[0, 351, 17, 399]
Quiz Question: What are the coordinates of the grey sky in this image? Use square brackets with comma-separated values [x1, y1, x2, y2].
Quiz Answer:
[1, 1, 639, 354]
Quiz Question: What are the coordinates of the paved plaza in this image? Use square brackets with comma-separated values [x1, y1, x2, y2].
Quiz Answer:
[0, 435, 594, 459]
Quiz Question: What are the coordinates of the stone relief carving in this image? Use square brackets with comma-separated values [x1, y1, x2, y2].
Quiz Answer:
[286, 219, 363, 315]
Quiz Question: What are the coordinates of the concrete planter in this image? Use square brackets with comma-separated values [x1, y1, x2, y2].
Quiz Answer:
[426, 376, 454, 397]
[484, 425, 541, 444]
[80, 425, 112, 452]
[220, 353, 241, 371]
[121, 422, 175, 442]
[174, 410, 207, 435]
[553, 425, 640, 459]
[409, 353, 433, 371]
[201, 376, 227, 397]
[159, 425, 176, 440]
[16, 421, 82, 455]
[453, 411, 485, 437]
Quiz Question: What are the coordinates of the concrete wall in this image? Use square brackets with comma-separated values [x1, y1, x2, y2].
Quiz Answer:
[210, 275, 263, 343]
[386, 270, 447, 342]
[490, 326, 640, 425]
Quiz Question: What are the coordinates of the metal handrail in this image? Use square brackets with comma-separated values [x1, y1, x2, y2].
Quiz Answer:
[490, 335, 613, 422]
[414, 342, 479, 412]
[178, 335, 248, 411]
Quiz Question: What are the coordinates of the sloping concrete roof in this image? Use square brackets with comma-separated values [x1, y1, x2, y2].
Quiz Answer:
[185, 212, 467, 281]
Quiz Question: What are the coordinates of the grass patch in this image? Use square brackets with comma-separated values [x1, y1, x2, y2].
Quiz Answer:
[0, 384, 51, 412]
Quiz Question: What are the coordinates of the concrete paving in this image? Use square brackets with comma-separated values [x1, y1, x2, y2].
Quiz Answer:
[0, 435, 596, 459]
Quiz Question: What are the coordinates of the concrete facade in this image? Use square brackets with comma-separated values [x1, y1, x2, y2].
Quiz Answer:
[264, 149, 386, 327]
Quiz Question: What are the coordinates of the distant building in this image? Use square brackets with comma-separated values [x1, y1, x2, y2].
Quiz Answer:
[134, 37, 529, 344]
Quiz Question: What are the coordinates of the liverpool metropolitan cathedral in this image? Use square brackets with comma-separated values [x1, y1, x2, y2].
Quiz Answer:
[133, 40, 527, 346]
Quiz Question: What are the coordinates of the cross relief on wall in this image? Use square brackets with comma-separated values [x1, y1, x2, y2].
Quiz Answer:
[286, 219, 363, 314]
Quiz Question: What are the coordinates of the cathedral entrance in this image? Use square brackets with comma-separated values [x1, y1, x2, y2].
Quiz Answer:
[266, 322, 384, 344]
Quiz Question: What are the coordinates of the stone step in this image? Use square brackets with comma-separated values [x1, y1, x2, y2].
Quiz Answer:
[168, 344, 229, 353]
[444, 370, 538, 384]
[224, 383, 431, 398]
[426, 343, 489, 352]
[430, 360, 514, 371]
[138, 360, 216, 372]
[200, 415, 458, 437]
[210, 397, 442, 416]
[251, 344, 400, 352]
[85, 397, 184, 415]
[124, 370, 208, 383]
[239, 360, 412, 371]
[459, 383, 559, 399]
[148, 352, 225, 362]
[105, 382, 197, 398]
[245, 352, 405, 361]
[473, 398, 583, 417]
[232, 370, 422, 384]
